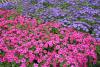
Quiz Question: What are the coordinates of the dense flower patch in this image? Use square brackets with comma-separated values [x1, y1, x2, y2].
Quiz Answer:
[0, 0, 100, 40]
[0, 9, 100, 67]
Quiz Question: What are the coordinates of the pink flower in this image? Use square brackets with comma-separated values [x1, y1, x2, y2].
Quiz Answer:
[47, 41, 53, 47]
[63, 64, 67, 67]
[21, 58, 26, 63]
[55, 45, 60, 49]
[44, 43, 48, 48]
[43, 50, 47, 54]
[55, 54, 60, 58]
[58, 58, 64, 63]
[34, 47, 42, 53]
[20, 63, 26, 67]
[34, 63, 38, 67]
[37, 58, 42, 63]
[17, 16, 24, 25]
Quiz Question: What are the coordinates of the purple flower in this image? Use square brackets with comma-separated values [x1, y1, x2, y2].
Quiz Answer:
[69, 21, 91, 32]
[49, 7, 66, 17]
[95, 37, 100, 41]
[47, 0, 61, 4]
[21, 0, 33, 16]
[0, 2, 17, 10]
[92, 24, 100, 38]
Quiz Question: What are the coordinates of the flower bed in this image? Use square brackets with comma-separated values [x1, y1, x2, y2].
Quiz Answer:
[0, 9, 100, 67]
[0, 0, 100, 39]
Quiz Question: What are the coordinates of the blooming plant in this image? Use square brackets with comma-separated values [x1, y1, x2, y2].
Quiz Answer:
[0, 10, 100, 67]
[0, 0, 100, 39]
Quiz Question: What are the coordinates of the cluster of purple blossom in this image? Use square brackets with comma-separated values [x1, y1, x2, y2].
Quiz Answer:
[0, 9, 100, 67]
[0, 2, 16, 10]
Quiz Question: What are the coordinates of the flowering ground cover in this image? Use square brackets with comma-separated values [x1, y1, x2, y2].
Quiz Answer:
[0, 0, 100, 41]
[0, 0, 100, 67]
[0, 9, 100, 67]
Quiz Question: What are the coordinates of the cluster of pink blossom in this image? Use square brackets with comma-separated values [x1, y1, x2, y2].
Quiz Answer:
[0, 9, 100, 67]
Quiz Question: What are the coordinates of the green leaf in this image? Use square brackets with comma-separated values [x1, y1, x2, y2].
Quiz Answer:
[60, 2, 70, 9]
[16, 5, 23, 13]
[32, 1, 37, 5]
[43, 46, 54, 52]
[97, 61, 100, 64]
[59, 34, 64, 39]
[92, 61, 100, 67]
[27, 62, 34, 67]
[29, 46, 36, 50]
[8, 46, 14, 50]
[60, 62, 65, 67]
[50, 64, 53, 67]
[81, 2, 89, 6]
[18, 55, 24, 59]
[37, 8, 44, 13]
[11, 62, 20, 67]
[90, 5, 100, 9]
[88, 63, 93, 67]
[43, 2, 54, 8]
[7, 16, 14, 20]
[26, 58, 29, 62]
[7, 23, 13, 27]
[96, 46, 100, 55]
[77, 18, 96, 25]
[4, 62, 12, 67]
[51, 27, 59, 34]
[37, 18, 42, 24]
[0, 50, 5, 56]
[0, 15, 3, 18]
[73, 40, 77, 44]
[0, 62, 5, 67]
[16, 24, 27, 30]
